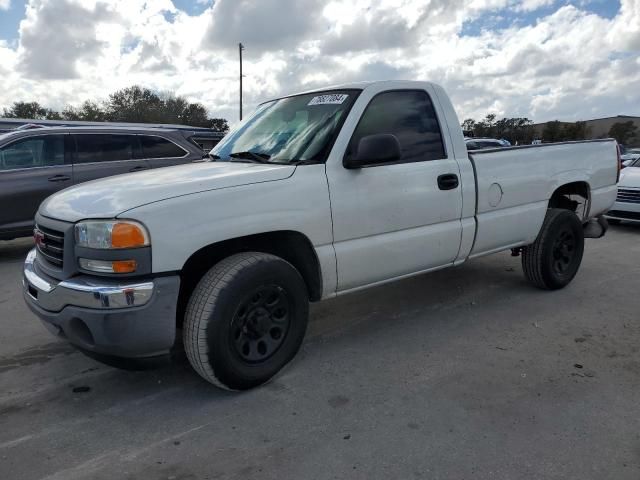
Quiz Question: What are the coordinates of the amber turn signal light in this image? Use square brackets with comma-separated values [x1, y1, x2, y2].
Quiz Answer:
[112, 260, 137, 273]
[111, 223, 148, 249]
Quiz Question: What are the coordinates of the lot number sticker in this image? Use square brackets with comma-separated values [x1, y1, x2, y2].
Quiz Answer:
[308, 94, 349, 106]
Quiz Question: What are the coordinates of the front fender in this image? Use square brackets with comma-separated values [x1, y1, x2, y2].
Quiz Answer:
[120, 165, 334, 273]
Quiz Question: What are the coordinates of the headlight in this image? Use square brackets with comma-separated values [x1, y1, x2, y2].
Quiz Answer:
[75, 220, 150, 249]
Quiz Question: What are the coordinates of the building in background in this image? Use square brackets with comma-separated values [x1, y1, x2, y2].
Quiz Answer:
[532, 115, 640, 146]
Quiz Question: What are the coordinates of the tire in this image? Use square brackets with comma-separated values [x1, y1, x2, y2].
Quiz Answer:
[183, 252, 309, 390]
[522, 208, 585, 290]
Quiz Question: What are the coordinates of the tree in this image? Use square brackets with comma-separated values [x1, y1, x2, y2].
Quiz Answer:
[159, 94, 190, 124]
[44, 109, 62, 120]
[463, 115, 535, 144]
[104, 85, 164, 123]
[4, 86, 229, 130]
[3, 101, 49, 119]
[474, 114, 497, 138]
[542, 121, 564, 143]
[206, 118, 229, 133]
[461, 118, 476, 134]
[180, 103, 210, 127]
[562, 121, 590, 141]
[608, 121, 638, 145]
[62, 101, 106, 121]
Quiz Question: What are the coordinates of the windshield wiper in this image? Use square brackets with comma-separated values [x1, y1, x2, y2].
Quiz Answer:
[229, 151, 272, 163]
[198, 153, 220, 161]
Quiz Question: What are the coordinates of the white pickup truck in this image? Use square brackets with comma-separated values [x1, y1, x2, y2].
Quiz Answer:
[23, 81, 619, 390]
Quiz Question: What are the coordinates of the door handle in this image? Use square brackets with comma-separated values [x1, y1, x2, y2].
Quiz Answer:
[437, 174, 459, 190]
[47, 174, 71, 182]
[129, 165, 148, 172]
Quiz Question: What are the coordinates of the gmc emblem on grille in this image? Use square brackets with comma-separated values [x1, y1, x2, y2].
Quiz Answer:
[34, 229, 45, 248]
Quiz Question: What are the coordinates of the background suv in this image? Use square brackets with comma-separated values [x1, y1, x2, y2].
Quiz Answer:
[0, 126, 207, 240]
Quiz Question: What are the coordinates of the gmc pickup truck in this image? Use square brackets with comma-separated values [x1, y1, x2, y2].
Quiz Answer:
[23, 81, 619, 390]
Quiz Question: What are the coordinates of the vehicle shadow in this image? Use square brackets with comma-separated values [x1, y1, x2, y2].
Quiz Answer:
[609, 221, 640, 231]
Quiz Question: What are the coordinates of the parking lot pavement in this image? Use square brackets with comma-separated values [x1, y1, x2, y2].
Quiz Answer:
[1, 226, 639, 480]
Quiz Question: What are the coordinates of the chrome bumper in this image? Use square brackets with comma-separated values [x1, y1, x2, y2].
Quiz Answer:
[23, 249, 154, 311]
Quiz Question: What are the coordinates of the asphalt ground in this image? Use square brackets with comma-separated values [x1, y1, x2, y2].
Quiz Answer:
[1, 224, 639, 480]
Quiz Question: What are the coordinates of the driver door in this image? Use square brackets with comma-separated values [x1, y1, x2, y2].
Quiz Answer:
[326, 88, 464, 292]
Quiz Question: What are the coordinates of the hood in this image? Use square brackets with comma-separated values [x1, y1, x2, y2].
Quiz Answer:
[40, 161, 296, 222]
[618, 167, 640, 188]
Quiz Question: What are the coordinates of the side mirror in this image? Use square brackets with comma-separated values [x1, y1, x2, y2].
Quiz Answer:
[343, 133, 402, 169]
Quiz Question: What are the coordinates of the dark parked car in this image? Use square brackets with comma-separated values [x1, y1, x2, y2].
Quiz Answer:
[0, 126, 206, 240]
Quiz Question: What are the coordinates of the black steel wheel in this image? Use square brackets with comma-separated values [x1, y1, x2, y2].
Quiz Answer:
[183, 252, 309, 390]
[551, 228, 578, 276]
[230, 285, 291, 363]
[522, 208, 585, 290]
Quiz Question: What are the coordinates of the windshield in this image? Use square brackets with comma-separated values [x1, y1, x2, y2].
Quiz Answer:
[211, 90, 359, 164]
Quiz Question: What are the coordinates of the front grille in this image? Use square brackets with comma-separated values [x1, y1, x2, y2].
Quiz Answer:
[607, 210, 640, 220]
[35, 224, 65, 268]
[616, 188, 640, 204]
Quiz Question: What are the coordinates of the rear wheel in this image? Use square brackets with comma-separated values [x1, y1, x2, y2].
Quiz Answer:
[183, 252, 309, 390]
[522, 208, 584, 290]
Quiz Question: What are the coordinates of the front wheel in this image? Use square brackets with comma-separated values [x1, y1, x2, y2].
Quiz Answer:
[183, 252, 309, 390]
[522, 208, 585, 290]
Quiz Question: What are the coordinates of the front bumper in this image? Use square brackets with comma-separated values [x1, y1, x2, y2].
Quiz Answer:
[605, 200, 640, 223]
[23, 249, 180, 359]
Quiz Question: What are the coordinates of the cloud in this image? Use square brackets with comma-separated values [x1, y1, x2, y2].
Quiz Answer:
[321, 13, 416, 54]
[517, 0, 555, 12]
[0, 0, 638, 126]
[0, 0, 10, 11]
[202, 0, 326, 54]
[17, 0, 120, 79]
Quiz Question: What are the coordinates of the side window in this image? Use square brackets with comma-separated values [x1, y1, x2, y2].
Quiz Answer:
[140, 136, 186, 159]
[0, 135, 65, 171]
[75, 134, 139, 163]
[348, 90, 446, 164]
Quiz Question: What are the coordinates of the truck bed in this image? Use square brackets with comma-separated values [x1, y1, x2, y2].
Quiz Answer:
[467, 139, 618, 257]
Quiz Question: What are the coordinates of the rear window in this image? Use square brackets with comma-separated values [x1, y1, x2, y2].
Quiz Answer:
[140, 136, 186, 159]
[74, 134, 140, 163]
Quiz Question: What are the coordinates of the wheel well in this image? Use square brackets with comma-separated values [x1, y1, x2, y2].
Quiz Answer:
[176, 231, 322, 328]
[548, 181, 590, 220]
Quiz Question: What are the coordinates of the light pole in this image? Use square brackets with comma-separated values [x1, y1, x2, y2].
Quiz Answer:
[239, 42, 244, 121]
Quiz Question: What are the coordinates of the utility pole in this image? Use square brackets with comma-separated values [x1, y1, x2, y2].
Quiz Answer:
[239, 42, 244, 121]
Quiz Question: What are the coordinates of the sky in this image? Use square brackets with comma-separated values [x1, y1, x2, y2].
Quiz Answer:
[0, 0, 638, 125]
